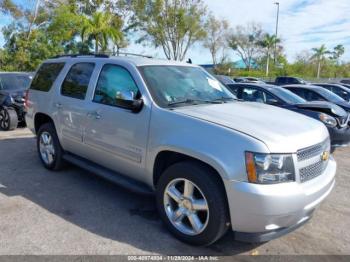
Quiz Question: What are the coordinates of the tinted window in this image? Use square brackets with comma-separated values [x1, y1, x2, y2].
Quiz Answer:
[0, 74, 31, 90]
[304, 90, 325, 101]
[93, 64, 139, 107]
[241, 87, 276, 104]
[30, 63, 65, 92]
[61, 63, 95, 99]
[331, 86, 348, 99]
[287, 88, 305, 99]
[269, 88, 306, 104]
[226, 84, 240, 96]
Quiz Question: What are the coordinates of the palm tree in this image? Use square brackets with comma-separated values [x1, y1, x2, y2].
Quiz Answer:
[82, 12, 123, 53]
[259, 34, 280, 77]
[332, 44, 345, 64]
[311, 44, 330, 79]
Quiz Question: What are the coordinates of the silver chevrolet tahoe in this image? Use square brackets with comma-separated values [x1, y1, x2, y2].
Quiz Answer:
[25, 55, 336, 246]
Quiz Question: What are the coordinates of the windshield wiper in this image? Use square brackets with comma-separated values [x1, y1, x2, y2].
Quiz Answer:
[168, 99, 221, 107]
[210, 97, 237, 103]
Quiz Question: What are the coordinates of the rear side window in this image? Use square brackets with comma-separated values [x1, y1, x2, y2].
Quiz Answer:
[61, 63, 95, 100]
[30, 63, 65, 92]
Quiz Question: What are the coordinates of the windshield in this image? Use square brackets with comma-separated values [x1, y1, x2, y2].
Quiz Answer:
[317, 88, 346, 103]
[138, 66, 236, 107]
[269, 87, 306, 104]
[0, 74, 31, 90]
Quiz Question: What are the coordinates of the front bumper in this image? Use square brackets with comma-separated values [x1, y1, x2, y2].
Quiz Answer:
[328, 126, 350, 150]
[225, 157, 336, 242]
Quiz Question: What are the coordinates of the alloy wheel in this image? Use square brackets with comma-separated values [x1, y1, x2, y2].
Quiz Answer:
[163, 178, 209, 236]
[0, 108, 9, 130]
[39, 131, 55, 165]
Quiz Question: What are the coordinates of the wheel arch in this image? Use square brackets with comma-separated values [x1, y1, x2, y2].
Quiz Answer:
[34, 113, 55, 134]
[152, 150, 230, 207]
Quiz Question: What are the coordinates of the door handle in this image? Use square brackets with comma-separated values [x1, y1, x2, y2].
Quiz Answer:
[55, 103, 63, 109]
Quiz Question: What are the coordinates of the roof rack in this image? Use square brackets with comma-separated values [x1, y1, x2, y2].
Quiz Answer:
[115, 52, 153, 59]
[51, 51, 153, 59]
[51, 53, 109, 59]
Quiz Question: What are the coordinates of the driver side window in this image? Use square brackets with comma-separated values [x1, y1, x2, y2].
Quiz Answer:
[93, 64, 139, 107]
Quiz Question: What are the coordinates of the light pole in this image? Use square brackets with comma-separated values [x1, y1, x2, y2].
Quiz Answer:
[274, 2, 280, 65]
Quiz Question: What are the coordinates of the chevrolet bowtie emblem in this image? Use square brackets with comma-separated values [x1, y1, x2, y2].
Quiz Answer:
[321, 151, 330, 161]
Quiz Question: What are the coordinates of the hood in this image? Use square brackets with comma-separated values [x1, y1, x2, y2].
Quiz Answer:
[174, 102, 329, 153]
[295, 101, 347, 117]
[335, 100, 350, 111]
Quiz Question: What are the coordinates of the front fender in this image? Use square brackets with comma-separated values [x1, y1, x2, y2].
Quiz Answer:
[145, 107, 269, 187]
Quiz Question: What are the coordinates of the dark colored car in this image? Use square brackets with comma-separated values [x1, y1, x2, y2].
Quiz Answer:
[283, 84, 350, 112]
[215, 75, 236, 85]
[227, 83, 350, 150]
[312, 83, 350, 102]
[274, 77, 308, 86]
[340, 79, 350, 85]
[234, 77, 265, 84]
[0, 72, 32, 130]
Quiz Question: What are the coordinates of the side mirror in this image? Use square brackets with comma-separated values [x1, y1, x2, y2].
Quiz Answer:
[115, 91, 143, 113]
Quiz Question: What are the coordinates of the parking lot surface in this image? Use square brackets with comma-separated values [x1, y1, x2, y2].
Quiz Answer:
[0, 128, 349, 255]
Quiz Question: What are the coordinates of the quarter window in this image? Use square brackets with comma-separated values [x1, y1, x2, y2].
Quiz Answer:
[30, 63, 65, 92]
[93, 64, 139, 107]
[61, 63, 95, 100]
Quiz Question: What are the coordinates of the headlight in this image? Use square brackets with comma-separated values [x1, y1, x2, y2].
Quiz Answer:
[319, 113, 337, 127]
[245, 152, 295, 184]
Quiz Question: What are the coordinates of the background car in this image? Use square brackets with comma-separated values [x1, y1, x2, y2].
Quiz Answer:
[233, 77, 265, 84]
[0, 72, 32, 130]
[274, 76, 308, 86]
[283, 84, 350, 113]
[340, 79, 350, 85]
[227, 83, 350, 150]
[312, 83, 350, 102]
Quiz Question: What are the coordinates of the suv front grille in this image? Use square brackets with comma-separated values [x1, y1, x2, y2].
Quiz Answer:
[299, 160, 327, 183]
[297, 138, 330, 183]
[297, 139, 329, 162]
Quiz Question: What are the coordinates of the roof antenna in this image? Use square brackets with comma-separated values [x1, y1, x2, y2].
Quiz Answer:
[186, 58, 192, 64]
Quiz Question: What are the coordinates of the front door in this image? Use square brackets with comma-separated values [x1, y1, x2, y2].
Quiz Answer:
[83, 64, 151, 181]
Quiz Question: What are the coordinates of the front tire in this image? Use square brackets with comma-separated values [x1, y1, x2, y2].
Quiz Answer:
[156, 161, 230, 246]
[37, 123, 65, 170]
[0, 107, 18, 131]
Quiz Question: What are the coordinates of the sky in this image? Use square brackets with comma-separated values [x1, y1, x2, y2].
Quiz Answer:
[1, 0, 350, 64]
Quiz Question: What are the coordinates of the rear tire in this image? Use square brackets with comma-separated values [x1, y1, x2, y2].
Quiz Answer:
[156, 161, 230, 246]
[0, 107, 18, 131]
[37, 122, 65, 170]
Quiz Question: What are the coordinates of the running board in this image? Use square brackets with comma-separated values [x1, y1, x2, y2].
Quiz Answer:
[63, 153, 154, 195]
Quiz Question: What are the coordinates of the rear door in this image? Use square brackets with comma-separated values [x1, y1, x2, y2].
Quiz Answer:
[54, 62, 95, 153]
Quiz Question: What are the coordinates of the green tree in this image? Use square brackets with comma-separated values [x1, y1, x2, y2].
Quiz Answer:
[134, 0, 207, 61]
[203, 14, 229, 65]
[82, 12, 123, 53]
[258, 33, 280, 77]
[311, 44, 330, 78]
[331, 44, 345, 64]
[227, 23, 263, 71]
